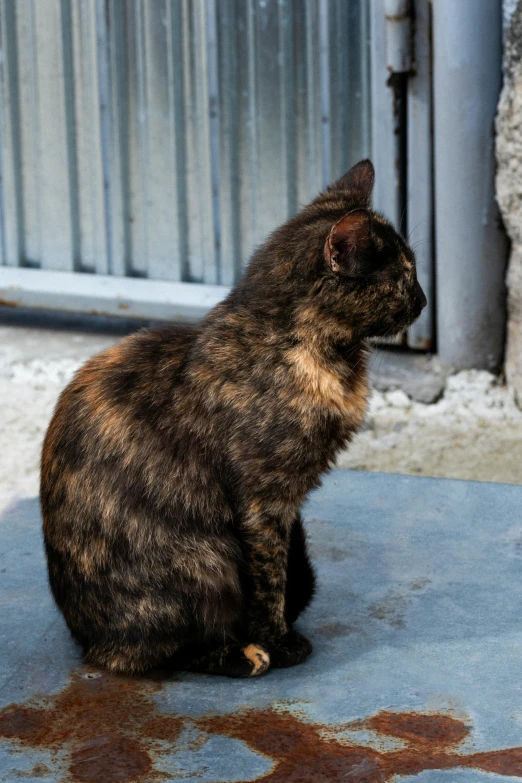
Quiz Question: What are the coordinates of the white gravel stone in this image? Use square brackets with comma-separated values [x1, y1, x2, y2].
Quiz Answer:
[383, 389, 411, 409]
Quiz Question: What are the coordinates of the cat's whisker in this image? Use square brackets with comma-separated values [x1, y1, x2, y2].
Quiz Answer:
[406, 216, 429, 241]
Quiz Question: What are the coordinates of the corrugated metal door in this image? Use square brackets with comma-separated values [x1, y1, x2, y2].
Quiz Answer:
[0, 0, 370, 288]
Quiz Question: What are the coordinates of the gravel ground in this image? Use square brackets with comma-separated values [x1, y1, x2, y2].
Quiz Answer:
[339, 368, 522, 485]
[2, 320, 521, 515]
[0, 321, 120, 513]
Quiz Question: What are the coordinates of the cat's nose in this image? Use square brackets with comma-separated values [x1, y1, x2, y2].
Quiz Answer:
[415, 281, 427, 310]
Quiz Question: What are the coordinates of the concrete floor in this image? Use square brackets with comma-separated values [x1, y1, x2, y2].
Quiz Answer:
[2, 470, 522, 781]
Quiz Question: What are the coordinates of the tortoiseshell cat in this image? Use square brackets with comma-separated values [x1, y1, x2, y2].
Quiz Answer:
[41, 160, 426, 677]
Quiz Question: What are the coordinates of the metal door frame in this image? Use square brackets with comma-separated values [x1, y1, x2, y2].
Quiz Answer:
[371, 0, 507, 367]
[370, 0, 434, 351]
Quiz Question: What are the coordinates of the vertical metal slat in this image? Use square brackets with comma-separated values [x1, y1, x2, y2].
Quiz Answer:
[106, 0, 130, 278]
[182, 0, 215, 283]
[33, 0, 74, 270]
[407, 0, 434, 351]
[70, 0, 107, 274]
[16, 0, 42, 266]
[141, 0, 182, 282]
[215, 0, 241, 286]
[0, 0, 22, 266]
[167, 0, 189, 282]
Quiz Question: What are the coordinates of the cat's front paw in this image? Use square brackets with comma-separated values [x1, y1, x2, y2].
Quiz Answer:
[241, 644, 271, 677]
[268, 629, 313, 668]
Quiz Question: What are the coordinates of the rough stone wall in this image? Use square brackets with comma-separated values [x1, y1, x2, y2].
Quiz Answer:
[497, 0, 522, 397]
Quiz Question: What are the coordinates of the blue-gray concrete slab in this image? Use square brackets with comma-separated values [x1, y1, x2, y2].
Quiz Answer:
[2, 470, 522, 782]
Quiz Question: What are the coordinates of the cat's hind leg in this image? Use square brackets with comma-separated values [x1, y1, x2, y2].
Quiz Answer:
[176, 640, 270, 678]
[85, 637, 181, 675]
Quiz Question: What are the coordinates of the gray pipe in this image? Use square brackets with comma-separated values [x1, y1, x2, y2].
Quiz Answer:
[433, 0, 508, 371]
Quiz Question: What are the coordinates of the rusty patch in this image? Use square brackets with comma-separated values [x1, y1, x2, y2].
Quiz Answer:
[0, 670, 182, 783]
[0, 297, 18, 308]
[368, 710, 469, 747]
[70, 734, 150, 783]
[2, 675, 522, 782]
[199, 709, 387, 782]
[200, 708, 522, 782]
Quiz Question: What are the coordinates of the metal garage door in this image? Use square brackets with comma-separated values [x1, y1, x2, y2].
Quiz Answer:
[0, 0, 370, 278]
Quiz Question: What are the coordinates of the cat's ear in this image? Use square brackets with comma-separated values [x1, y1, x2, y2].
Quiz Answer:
[324, 209, 372, 274]
[328, 159, 375, 205]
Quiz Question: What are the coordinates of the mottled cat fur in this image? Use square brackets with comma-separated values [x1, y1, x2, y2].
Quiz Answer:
[41, 160, 426, 677]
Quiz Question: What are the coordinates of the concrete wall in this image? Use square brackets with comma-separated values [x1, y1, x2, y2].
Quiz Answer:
[497, 0, 522, 396]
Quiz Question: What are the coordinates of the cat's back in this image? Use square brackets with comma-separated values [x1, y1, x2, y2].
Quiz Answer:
[41, 324, 198, 519]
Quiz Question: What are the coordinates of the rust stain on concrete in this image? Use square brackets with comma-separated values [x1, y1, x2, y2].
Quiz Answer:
[1, 672, 522, 782]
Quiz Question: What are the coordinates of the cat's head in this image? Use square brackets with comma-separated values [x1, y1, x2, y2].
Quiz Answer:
[304, 159, 426, 340]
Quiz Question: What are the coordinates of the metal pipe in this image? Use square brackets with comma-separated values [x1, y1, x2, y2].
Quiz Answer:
[432, 0, 508, 371]
[384, 0, 412, 238]
[370, 0, 400, 225]
[388, 71, 408, 238]
[384, 0, 412, 74]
